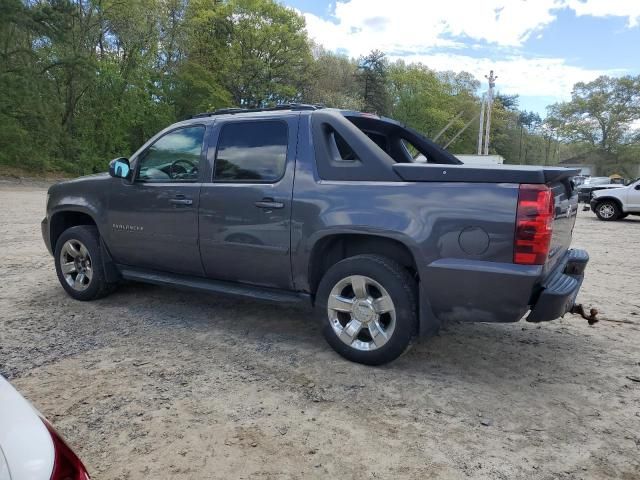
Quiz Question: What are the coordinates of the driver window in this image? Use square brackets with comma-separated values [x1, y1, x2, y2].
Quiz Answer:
[136, 126, 205, 182]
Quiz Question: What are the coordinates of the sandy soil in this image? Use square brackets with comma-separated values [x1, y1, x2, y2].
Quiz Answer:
[1, 180, 639, 480]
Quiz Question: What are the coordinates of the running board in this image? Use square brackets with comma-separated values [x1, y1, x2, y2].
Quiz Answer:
[118, 266, 311, 305]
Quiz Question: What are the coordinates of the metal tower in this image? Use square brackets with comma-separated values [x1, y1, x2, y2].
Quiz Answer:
[477, 70, 497, 155]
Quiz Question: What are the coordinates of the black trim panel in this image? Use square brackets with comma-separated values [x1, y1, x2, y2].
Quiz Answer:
[394, 163, 580, 184]
[118, 266, 311, 304]
[311, 110, 399, 181]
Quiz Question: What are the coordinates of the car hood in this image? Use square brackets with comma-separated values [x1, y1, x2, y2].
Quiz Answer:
[48, 172, 110, 194]
[578, 183, 623, 190]
[592, 186, 625, 198]
[57, 172, 109, 184]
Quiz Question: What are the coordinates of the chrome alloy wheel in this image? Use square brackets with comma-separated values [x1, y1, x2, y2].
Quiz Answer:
[598, 203, 616, 219]
[59, 239, 93, 291]
[327, 275, 396, 351]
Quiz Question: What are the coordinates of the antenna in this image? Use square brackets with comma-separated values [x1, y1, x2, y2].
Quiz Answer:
[477, 70, 497, 155]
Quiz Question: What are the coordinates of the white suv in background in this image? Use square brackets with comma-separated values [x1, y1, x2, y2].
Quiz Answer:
[590, 179, 640, 221]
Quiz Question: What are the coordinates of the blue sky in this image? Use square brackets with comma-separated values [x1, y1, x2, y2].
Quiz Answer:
[284, 0, 640, 115]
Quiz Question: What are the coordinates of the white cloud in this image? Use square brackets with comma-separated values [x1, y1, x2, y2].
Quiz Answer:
[394, 53, 621, 100]
[303, 0, 562, 56]
[302, 0, 640, 57]
[566, 0, 640, 27]
[300, 0, 636, 103]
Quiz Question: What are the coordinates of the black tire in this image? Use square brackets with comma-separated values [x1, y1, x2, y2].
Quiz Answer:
[315, 254, 417, 366]
[594, 200, 621, 221]
[54, 225, 114, 301]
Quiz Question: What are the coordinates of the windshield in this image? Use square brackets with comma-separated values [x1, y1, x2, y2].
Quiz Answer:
[584, 177, 610, 186]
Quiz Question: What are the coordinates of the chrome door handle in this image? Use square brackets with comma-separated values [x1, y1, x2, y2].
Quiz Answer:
[255, 199, 284, 209]
[169, 198, 193, 206]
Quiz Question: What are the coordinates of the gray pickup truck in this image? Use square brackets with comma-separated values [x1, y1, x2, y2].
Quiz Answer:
[42, 104, 588, 365]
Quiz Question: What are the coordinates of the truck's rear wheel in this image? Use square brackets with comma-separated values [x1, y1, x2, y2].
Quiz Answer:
[594, 200, 621, 221]
[54, 225, 114, 301]
[315, 254, 417, 365]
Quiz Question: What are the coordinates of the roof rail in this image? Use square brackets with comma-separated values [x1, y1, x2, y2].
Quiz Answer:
[191, 103, 323, 118]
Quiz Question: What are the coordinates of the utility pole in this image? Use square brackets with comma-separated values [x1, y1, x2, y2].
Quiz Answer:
[477, 94, 486, 155]
[477, 70, 497, 155]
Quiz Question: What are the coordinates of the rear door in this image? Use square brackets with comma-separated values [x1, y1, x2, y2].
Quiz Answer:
[198, 115, 298, 289]
[107, 125, 207, 276]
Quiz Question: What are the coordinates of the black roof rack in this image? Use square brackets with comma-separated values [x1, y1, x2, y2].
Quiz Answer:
[191, 103, 323, 118]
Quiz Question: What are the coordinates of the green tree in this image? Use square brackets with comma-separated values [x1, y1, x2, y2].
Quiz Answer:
[0, 0, 314, 174]
[517, 110, 542, 163]
[488, 96, 520, 163]
[357, 50, 390, 115]
[179, 0, 312, 109]
[388, 62, 479, 152]
[302, 45, 361, 109]
[0, 0, 59, 170]
[548, 75, 640, 151]
[230, 0, 312, 107]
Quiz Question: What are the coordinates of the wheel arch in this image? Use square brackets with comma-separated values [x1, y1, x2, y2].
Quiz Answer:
[307, 232, 439, 337]
[49, 209, 99, 252]
[593, 196, 624, 212]
[50, 209, 120, 283]
[308, 233, 419, 297]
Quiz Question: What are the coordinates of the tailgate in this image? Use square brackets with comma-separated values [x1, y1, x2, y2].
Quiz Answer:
[545, 170, 579, 273]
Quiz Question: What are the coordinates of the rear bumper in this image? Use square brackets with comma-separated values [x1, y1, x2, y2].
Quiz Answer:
[526, 248, 589, 322]
[422, 248, 588, 326]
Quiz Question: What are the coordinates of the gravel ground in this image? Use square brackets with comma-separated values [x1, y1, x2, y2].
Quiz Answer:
[1, 180, 639, 480]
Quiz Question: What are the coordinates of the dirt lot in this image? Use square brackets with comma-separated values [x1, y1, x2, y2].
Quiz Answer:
[1, 179, 639, 480]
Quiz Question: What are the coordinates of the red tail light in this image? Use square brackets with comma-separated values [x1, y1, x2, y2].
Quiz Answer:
[514, 184, 554, 265]
[42, 420, 91, 480]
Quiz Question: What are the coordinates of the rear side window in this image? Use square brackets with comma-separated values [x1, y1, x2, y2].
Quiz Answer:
[214, 121, 288, 182]
[329, 129, 360, 162]
[401, 138, 429, 163]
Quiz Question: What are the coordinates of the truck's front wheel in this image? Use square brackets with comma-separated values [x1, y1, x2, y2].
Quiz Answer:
[315, 255, 417, 365]
[54, 225, 115, 301]
[594, 200, 621, 221]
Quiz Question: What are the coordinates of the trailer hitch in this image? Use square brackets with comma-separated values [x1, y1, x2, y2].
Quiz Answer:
[570, 304, 598, 325]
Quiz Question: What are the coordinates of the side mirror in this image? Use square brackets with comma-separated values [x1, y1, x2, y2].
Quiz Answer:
[635, 184, 640, 190]
[109, 157, 131, 180]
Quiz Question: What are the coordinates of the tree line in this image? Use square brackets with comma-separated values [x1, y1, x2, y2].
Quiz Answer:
[1, 0, 639, 176]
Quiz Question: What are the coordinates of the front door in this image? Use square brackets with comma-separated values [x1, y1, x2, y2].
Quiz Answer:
[199, 116, 298, 289]
[107, 125, 207, 276]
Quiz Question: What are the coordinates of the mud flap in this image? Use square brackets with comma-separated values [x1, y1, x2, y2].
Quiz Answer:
[418, 280, 440, 337]
[100, 238, 122, 283]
